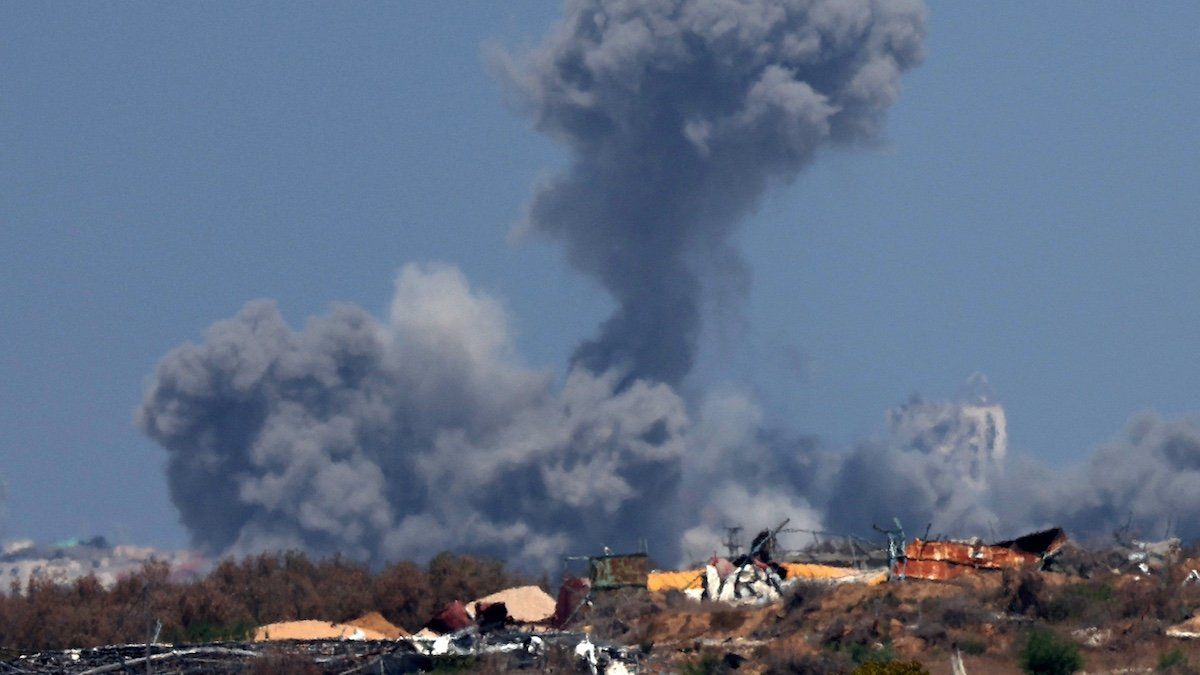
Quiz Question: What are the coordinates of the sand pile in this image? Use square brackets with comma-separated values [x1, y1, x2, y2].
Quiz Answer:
[348, 611, 409, 638]
[1168, 615, 1200, 639]
[466, 585, 557, 623]
[253, 619, 388, 641]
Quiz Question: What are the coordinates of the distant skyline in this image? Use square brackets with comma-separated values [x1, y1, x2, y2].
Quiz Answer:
[2, 2, 1198, 549]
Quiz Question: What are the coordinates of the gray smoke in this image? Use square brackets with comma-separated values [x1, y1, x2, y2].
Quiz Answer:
[138, 264, 687, 566]
[746, 384, 1200, 546]
[675, 382, 1013, 557]
[1033, 413, 1200, 542]
[140, 275, 1200, 564]
[139, 0, 928, 566]
[498, 0, 926, 384]
[0, 477, 7, 541]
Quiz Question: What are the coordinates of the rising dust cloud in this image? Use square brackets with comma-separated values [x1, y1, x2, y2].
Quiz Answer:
[138, 0, 1199, 568]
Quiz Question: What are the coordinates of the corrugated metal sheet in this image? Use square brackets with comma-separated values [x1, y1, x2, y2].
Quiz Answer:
[898, 527, 1067, 581]
[589, 553, 649, 589]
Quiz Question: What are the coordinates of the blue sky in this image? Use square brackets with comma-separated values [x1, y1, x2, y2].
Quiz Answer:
[2, 2, 1198, 548]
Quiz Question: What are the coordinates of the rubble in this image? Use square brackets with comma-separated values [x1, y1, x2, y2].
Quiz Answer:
[573, 634, 636, 675]
[10, 522, 1200, 672]
[3, 632, 627, 674]
[699, 559, 791, 605]
[0, 536, 202, 588]
[1120, 537, 1181, 575]
[649, 523, 888, 605]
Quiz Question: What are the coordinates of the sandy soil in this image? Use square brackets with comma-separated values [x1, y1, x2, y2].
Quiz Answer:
[253, 619, 389, 641]
[466, 585, 557, 623]
[348, 611, 409, 638]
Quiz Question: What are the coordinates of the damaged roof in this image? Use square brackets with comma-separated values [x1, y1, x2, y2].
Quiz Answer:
[900, 527, 1067, 581]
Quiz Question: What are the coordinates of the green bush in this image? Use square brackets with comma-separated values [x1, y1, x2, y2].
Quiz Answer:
[679, 650, 723, 675]
[958, 638, 987, 656]
[1043, 581, 1116, 625]
[1019, 628, 1082, 675]
[851, 660, 930, 675]
[1158, 648, 1189, 672]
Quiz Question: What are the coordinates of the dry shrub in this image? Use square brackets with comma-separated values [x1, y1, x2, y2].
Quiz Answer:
[934, 593, 992, 629]
[912, 619, 946, 647]
[908, 589, 996, 652]
[0, 550, 530, 651]
[758, 638, 851, 675]
[1111, 568, 1200, 624]
[772, 582, 831, 633]
[1003, 567, 1047, 617]
[584, 587, 658, 643]
[851, 660, 930, 675]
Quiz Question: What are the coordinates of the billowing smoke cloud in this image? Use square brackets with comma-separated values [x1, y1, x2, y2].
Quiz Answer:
[675, 381, 1012, 556]
[139, 0, 928, 566]
[143, 0, 1200, 564]
[676, 391, 830, 560]
[139, 277, 1200, 564]
[138, 264, 687, 567]
[497, 0, 926, 384]
[1033, 413, 1200, 542]
[732, 381, 1200, 546]
[823, 392, 1009, 538]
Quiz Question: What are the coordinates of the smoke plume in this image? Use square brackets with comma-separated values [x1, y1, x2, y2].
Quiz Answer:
[1035, 413, 1200, 542]
[138, 264, 687, 566]
[676, 380, 1014, 556]
[498, 0, 926, 384]
[137, 0, 1198, 564]
[822, 392, 1008, 538]
[139, 0, 929, 566]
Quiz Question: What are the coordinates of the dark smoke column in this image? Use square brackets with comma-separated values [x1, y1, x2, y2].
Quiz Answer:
[500, 0, 926, 384]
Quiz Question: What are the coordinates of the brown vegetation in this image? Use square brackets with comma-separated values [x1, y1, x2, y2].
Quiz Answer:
[0, 550, 532, 651]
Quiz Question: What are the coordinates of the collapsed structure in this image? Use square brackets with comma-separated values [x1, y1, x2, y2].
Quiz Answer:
[17, 521, 1200, 674]
[898, 527, 1068, 581]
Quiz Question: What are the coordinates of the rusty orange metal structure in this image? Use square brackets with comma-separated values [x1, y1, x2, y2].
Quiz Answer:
[897, 527, 1067, 581]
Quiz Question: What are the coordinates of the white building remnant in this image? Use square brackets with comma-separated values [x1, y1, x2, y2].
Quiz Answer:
[0, 536, 201, 589]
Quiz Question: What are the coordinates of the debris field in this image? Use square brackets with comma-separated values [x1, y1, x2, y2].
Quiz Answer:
[7, 523, 1200, 673]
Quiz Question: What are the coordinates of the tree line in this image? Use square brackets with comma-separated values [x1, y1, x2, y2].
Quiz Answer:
[0, 551, 536, 651]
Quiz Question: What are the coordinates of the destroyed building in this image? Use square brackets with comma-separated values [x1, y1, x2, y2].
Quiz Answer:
[0, 537, 202, 588]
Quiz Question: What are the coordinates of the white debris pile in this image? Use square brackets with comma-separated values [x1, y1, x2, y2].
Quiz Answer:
[691, 558, 794, 606]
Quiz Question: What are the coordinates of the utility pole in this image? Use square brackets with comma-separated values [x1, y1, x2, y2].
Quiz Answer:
[722, 526, 743, 559]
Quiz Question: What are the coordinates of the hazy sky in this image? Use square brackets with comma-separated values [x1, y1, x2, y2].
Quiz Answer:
[2, 1, 1198, 548]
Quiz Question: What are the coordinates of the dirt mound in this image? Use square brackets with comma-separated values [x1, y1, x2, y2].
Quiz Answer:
[1168, 615, 1200, 639]
[348, 611, 409, 638]
[253, 619, 389, 641]
[635, 606, 778, 645]
[467, 585, 557, 623]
